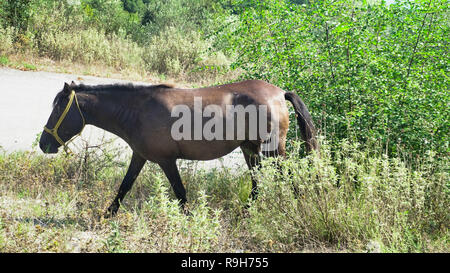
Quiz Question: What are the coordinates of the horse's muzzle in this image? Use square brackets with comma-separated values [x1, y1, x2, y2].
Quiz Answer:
[39, 133, 59, 154]
[40, 142, 58, 154]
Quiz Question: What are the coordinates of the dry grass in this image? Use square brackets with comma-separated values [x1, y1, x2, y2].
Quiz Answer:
[0, 53, 236, 89]
[0, 139, 448, 253]
[0, 23, 238, 88]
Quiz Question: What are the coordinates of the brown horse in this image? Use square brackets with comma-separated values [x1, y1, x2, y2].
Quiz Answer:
[39, 80, 317, 216]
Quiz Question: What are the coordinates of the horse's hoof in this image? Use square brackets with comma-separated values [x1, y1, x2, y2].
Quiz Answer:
[104, 206, 118, 218]
[182, 206, 192, 216]
[240, 204, 251, 218]
[103, 211, 113, 219]
[180, 202, 191, 216]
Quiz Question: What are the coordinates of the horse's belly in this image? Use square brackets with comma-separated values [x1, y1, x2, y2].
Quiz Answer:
[177, 140, 241, 160]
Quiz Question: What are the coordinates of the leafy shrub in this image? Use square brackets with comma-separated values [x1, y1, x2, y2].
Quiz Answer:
[227, 0, 449, 157]
[0, 0, 33, 33]
[82, 0, 142, 38]
[142, 0, 224, 35]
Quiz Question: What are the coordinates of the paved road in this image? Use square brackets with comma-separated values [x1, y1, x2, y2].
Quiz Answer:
[0, 67, 244, 170]
[0, 67, 143, 152]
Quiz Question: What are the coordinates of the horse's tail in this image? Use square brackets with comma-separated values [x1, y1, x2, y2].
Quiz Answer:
[284, 92, 318, 153]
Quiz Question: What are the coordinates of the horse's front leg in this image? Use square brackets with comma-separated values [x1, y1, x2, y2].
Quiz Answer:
[105, 152, 146, 217]
[158, 159, 188, 212]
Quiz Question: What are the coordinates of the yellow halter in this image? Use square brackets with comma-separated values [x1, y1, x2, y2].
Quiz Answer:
[44, 90, 85, 152]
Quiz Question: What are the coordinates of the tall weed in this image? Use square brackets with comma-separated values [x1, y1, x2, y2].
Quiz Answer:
[247, 140, 449, 252]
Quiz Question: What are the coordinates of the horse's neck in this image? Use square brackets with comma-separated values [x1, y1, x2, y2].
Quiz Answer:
[83, 93, 139, 143]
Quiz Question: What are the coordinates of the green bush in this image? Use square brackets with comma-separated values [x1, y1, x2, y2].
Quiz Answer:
[142, 0, 224, 35]
[82, 0, 142, 38]
[0, 0, 33, 33]
[227, 0, 449, 157]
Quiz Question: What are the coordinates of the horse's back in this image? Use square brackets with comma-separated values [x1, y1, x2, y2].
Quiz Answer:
[139, 80, 289, 161]
[160, 80, 286, 108]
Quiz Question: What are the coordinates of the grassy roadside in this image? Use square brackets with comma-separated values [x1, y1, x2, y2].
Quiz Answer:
[0, 139, 448, 253]
[0, 53, 235, 88]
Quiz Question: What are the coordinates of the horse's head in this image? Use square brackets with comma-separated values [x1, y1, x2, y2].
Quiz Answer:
[39, 82, 85, 153]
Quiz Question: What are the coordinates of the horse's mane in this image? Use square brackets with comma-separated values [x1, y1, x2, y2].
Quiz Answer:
[52, 83, 174, 107]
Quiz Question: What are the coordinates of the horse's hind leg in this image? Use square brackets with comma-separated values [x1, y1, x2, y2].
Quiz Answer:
[106, 152, 146, 217]
[158, 159, 187, 211]
[240, 141, 261, 201]
[263, 129, 300, 196]
[262, 126, 287, 159]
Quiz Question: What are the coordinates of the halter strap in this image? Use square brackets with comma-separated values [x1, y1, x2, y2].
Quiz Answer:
[44, 90, 85, 153]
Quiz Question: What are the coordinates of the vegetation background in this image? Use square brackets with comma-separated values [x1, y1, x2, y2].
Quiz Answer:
[0, 0, 448, 252]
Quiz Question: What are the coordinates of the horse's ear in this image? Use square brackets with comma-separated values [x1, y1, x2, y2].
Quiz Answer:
[63, 82, 70, 94]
